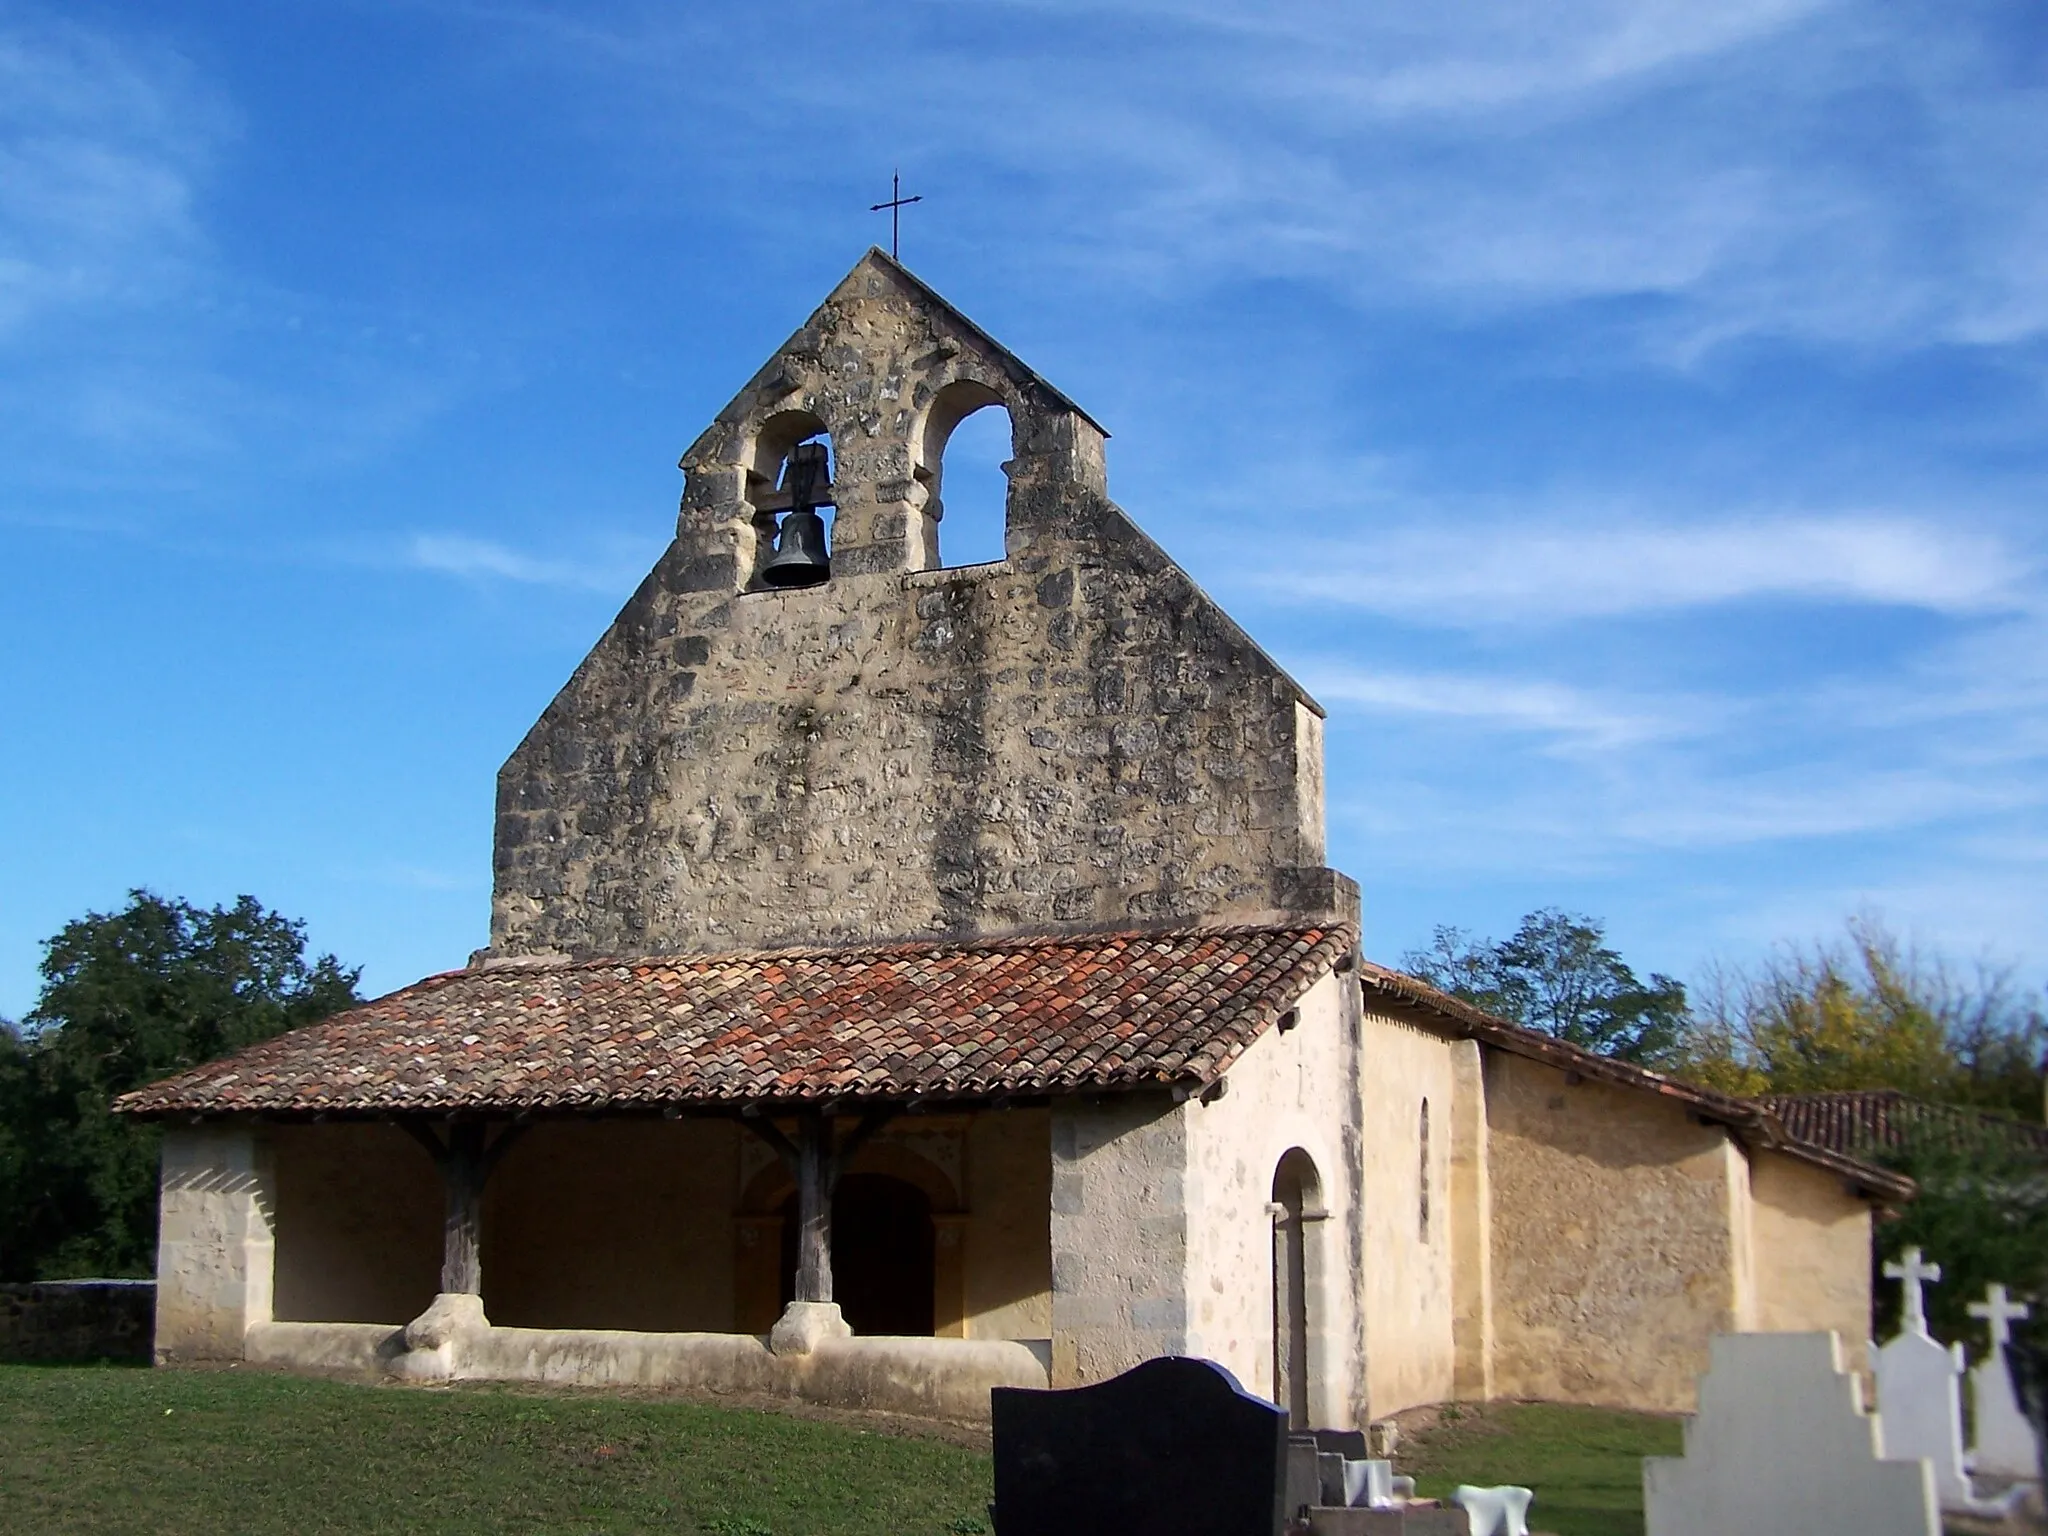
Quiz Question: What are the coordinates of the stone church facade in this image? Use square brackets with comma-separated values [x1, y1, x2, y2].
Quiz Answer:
[120, 252, 1909, 1424]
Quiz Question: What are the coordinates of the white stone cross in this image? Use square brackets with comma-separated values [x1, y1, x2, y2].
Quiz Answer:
[1884, 1247, 1942, 1336]
[1967, 1283, 2030, 1349]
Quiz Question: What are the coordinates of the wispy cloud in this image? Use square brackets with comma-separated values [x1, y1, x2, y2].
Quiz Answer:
[406, 532, 644, 592]
[1252, 512, 2030, 625]
[1302, 663, 1696, 751]
[0, 17, 224, 337]
[476, 0, 2048, 354]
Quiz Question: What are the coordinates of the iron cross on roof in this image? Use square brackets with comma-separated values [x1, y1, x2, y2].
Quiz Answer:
[870, 171, 922, 259]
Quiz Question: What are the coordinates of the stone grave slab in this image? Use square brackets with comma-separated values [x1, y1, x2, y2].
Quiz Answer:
[1966, 1284, 2042, 1481]
[1643, 1331, 1938, 1536]
[1873, 1250, 2025, 1515]
[991, 1355, 1286, 1536]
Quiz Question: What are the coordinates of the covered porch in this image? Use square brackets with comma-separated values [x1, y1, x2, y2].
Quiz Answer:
[121, 927, 1352, 1421]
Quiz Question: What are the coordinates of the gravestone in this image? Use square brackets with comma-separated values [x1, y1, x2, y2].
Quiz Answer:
[1965, 1284, 2042, 1481]
[1643, 1332, 1938, 1536]
[1872, 1249, 2025, 1516]
[2010, 1334, 2048, 1483]
[991, 1356, 1286, 1536]
[1452, 1485, 1532, 1536]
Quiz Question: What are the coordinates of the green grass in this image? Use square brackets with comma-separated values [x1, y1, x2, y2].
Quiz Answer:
[1400, 1401, 1684, 1536]
[0, 1364, 995, 1535]
[2, 1366, 1687, 1536]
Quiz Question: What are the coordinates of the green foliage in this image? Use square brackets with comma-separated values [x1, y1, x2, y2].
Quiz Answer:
[1870, 1119, 2048, 1346]
[0, 890, 359, 1281]
[1403, 909, 1689, 1064]
[1675, 915, 2046, 1111]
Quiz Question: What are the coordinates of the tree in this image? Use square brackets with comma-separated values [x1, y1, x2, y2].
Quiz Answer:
[1402, 908, 1689, 1064]
[1675, 916, 2047, 1111]
[0, 891, 359, 1281]
[1870, 1118, 2048, 1346]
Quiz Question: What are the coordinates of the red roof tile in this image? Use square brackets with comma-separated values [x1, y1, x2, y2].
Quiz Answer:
[115, 926, 1351, 1118]
[1760, 1090, 2048, 1160]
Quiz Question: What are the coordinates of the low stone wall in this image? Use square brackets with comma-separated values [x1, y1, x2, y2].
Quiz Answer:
[245, 1320, 1048, 1422]
[0, 1280, 156, 1363]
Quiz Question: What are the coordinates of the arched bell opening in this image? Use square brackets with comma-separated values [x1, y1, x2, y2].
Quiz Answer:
[915, 379, 1015, 570]
[744, 409, 838, 590]
[1271, 1147, 1329, 1429]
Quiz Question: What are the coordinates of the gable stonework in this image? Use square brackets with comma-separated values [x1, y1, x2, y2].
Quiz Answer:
[490, 252, 1337, 959]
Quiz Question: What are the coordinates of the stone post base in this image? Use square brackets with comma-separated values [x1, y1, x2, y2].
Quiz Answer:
[392, 1292, 489, 1381]
[768, 1301, 852, 1356]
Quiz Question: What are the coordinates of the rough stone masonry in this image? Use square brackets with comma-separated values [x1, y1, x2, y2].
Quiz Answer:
[489, 249, 1347, 960]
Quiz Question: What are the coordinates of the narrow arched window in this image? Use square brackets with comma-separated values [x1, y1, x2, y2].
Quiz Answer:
[1418, 1099, 1431, 1244]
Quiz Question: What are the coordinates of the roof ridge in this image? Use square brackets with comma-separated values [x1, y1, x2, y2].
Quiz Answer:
[471, 922, 1343, 978]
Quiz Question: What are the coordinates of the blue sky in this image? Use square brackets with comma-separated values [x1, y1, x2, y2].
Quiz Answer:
[4, 0, 2045, 1018]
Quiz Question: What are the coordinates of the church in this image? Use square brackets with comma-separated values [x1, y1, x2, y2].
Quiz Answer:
[118, 250, 1910, 1427]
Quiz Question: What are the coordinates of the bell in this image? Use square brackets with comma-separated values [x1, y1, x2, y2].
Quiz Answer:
[761, 507, 831, 587]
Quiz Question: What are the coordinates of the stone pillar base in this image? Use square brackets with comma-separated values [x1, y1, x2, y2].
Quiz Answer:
[768, 1300, 851, 1355]
[392, 1292, 489, 1381]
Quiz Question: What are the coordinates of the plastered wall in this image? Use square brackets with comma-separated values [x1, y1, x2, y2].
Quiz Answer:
[1183, 970, 1364, 1425]
[1485, 1052, 1745, 1412]
[1750, 1149, 1873, 1374]
[963, 1107, 1053, 1341]
[271, 1123, 439, 1325]
[491, 252, 1337, 960]
[1354, 1007, 1460, 1417]
[484, 1119, 739, 1332]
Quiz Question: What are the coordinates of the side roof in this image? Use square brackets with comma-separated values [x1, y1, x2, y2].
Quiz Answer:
[1356, 960, 1916, 1202]
[1760, 1089, 2048, 1161]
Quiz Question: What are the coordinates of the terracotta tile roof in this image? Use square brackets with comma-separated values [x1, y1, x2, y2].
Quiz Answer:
[1353, 961, 1918, 1202]
[1760, 1090, 2048, 1161]
[114, 926, 1352, 1118]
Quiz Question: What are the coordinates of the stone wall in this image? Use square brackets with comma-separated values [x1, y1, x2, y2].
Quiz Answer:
[1048, 1092, 1192, 1385]
[490, 252, 1338, 959]
[156, 1125, 275, 1362]
[1749, 1148, 1873, 1374]
[0, 1281, 154, 1363]
[1485, 1051, 1745, 1412]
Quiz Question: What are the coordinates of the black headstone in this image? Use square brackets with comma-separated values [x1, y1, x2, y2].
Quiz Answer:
[991, 1356, 1287, 1536]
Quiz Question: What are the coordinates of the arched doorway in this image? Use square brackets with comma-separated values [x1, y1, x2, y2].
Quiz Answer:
[1272, 1149, 1324, 1428]
[779, 1172, 936, 1336]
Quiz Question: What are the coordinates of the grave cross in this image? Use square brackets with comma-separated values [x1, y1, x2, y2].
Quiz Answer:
[1885, 1246, 1943, 1336]
[869, 170, 922, 260]
[1969, 1283, 2032, 1349]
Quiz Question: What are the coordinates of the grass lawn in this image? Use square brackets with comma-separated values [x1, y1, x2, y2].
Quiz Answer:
[1400, 1401, 1684, 1536]
[0, 1364, 995, 1535]
[2, 1366, 1685, 1536]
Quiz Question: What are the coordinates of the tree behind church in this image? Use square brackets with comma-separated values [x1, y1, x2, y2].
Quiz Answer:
[1402, 908, 1690, 1065]
[0, 891, 359, 1281]
[1676, 915, 2046, 1117]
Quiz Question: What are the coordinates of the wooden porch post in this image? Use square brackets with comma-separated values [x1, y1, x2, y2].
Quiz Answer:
[742, 1104, 896, 1312]
[792, 1111, 833, 1304]
[401, 1119, 526, 1296]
